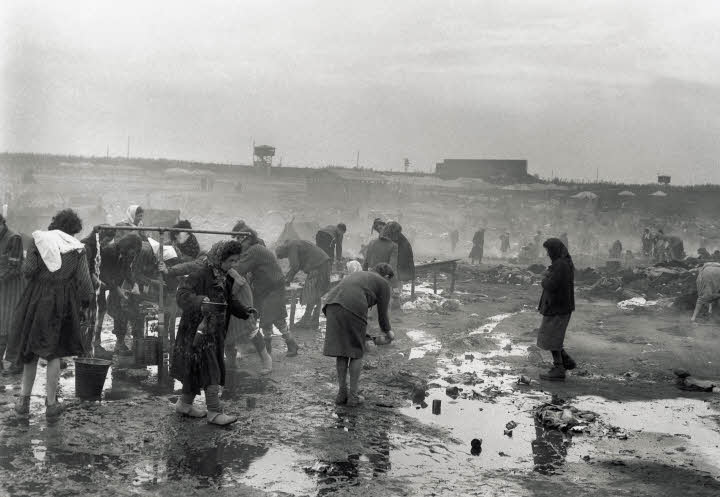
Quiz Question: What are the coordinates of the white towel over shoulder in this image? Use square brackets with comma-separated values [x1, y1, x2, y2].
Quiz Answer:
[32, 230, 85, 272]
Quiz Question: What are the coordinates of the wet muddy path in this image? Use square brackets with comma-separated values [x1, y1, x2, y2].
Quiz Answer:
[1, 283, 720, 496]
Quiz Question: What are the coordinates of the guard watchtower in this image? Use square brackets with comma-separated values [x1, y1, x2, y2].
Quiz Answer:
[253, 145, 275, 176]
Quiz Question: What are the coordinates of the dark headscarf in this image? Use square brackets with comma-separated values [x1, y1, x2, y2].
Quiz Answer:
[171, 220, 200, 259]
[372, 218, 386, 235]
[380, 221, 402, 241]
[543, 238, 574, 269]
[116, 233, 142, 257]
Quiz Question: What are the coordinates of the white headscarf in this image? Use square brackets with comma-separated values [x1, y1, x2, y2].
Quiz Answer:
[125, 205, 143, 226]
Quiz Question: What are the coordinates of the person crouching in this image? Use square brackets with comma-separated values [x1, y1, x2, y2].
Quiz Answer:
[170, 240, 256, 426]
[537, 238, 577, 381]
[323, 263, 395, 407]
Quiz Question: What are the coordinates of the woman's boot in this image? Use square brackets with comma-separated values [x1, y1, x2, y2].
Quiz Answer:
[225, 346, 238, 370]
[561, 349, 576, 370]
[347, 359, 364, 406]
[14, 395, 30, 416]
[282, 330, 299, 357]
[540, 351, 566, 381]
[251, 333, 272, 374]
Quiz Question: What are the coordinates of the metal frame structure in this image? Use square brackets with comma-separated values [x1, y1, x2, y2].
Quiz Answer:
[98, 226, 252, 355]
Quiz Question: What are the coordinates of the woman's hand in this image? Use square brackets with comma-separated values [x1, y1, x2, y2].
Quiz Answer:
[158, 261, 168, 274]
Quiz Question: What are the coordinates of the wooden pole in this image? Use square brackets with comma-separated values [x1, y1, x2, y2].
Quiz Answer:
[433, 271, 437, 294]
[449, 262, 457, 294]
[157, 233, 165, 365]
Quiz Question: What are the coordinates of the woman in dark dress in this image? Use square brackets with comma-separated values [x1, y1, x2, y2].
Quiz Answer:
[170, 240, 255, 426]
[13, 209, 95, 419]
[323, 263, 395, 407]
[536, 238, 577, 381]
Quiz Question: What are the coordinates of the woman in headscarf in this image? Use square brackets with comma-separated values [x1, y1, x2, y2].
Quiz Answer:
[380, 221, 414, 309]
[115, 204, 146, 241]
[231, 220, 265, 248]
[170, 240, 255, 426]
[323, 263, 395, 406]
[13, 209, 95, 419]
[170, 219, 201, 261]
[536, 238, 576, 381]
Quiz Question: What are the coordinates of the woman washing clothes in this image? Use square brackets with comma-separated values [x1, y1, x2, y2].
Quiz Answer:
[13, 209, 95, 419]
[170, 240, 256, 426]
[323, 263, 395, 407]
[536, 238, 577, 381]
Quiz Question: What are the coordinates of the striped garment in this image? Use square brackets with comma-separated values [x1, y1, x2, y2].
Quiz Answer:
[301, 260, 331, 305]
[0, 227, 25, 338]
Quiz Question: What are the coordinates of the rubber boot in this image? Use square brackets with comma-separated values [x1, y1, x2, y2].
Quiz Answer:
[252, 333, 272, 374]
[225, 346, 238, 370]
[14, 395, 30, 416]
[561, 350, 576, 370]
[540, 365, 566, 381]
[282, 330, 299, 357]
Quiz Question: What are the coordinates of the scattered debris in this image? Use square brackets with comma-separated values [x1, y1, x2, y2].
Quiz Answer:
[517, 375, 531, 385]
[445, 386, 461, 399]
[674, 369, 720, 392]
[535, 403, 599, 431]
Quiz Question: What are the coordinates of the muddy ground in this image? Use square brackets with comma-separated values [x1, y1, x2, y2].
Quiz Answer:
[1, 267, 720, 497]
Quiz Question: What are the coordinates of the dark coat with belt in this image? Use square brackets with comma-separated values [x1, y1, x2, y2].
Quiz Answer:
[170, 265, 251, 393]
[538, 257, 575, 316]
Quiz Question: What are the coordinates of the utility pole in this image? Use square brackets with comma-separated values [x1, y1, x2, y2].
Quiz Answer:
[106, 145, 109, 159]
[596, 168, 599, 182]
[356, 151, 360, 168]
[127, 136, 130, 159]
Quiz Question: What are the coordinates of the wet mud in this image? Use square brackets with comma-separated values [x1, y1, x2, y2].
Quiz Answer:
[1, 281, 719, 496]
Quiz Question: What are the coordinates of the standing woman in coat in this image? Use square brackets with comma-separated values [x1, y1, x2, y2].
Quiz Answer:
[170, 240, 255, 426]
[323, 263, 395, 406]
[536, 238, 577, 381]
[13, 209, 94, 419]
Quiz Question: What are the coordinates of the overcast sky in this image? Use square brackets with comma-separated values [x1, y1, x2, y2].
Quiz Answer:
[2, 0, 720, 184]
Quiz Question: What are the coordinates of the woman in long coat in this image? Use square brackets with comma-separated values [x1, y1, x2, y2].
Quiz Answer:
[170, 240, 254, 426]
[13, 209, 94, 419]
[323, 263, 395, 407]
[536, 238, 576, 381]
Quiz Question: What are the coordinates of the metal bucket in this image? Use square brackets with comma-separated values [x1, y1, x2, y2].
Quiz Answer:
[142, 337, 160, 365]
[74, 358, 112, 399]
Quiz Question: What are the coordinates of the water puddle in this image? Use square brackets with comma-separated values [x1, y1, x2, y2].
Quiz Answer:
[571, 396, 720, 473]
[407, 329, 442, 359]
[132, 442, 317, 493]
[468, 312, 516, 335]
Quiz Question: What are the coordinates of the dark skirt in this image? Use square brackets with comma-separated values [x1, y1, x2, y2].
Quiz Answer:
[469, 244, 484, 260]
[537, 314, 571, 351]
[170, 309, 226, 395]
[301, 261, 331, 305]
[13, 280, 86, 363]
[255, 286, 288, 330]
[323, 303, 367, 359]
